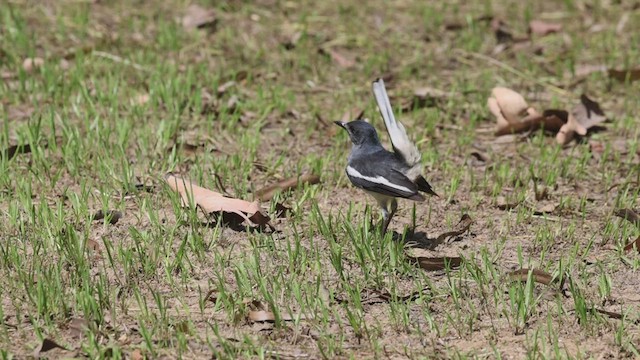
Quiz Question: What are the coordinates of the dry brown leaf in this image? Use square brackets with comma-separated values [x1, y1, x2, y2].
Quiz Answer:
[496, 196, 521, 210]
[255, 172, 320, 201]
[33, 338, 67, 357]
[534, 203, 557, 215]
[165, 174, 271, 227]
[608, 68, 640, 82]
[248, 310, 276, 322]
[23, 57, 44, 72]
[572, 94, 607, 129]
[182, 4, 217, 30]
[528, 20, 562, 36]
[614, 208, 640, 228]
[624, 236, 640, 253]
[556, 113, 586, 145]
[408, 256, 462, 271]
[488, 87, 531, 125]
[494, 112, 564, 136]
[435, 214, 473, 243]
[509, 268, 554, 285]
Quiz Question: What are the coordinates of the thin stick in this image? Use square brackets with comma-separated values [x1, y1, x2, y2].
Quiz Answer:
[454, 49, 572, 97]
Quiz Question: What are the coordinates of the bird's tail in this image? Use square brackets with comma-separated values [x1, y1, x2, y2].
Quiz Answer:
[372, 78, 421, 170]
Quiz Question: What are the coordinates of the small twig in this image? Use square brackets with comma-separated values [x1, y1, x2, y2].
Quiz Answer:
[92, 51, 148, 72]
[454, 49, 572, 97]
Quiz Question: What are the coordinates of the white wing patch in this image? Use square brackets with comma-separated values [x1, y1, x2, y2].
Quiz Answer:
[372, 79, 422, 171]
[346, 166, 413, 194]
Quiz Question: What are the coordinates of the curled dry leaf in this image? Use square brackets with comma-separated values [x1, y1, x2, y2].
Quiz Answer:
[248, 310, 276, 322]
[624, 236, 640, 253]
[608, 68, 640, 82]
[435, 214, 473, 243]
[509, 268, 554, 285]
[182, 4, 217, 30]
[165, 174, 271, 227]
[488, 87, 530, 125]
[557, 95, 606, 145]
[614, 208, 640, 228]
[255, 172, 320, 201]
[572, 94, 606, 129]
[408, 256, 462, 271]
[528, 20, 562, 36]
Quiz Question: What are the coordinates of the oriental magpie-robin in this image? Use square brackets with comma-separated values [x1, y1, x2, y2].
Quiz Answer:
[335, 78, 437, 233]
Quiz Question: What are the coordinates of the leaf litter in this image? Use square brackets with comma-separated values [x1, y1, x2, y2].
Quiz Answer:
[488, 87, 608, 144]
[165, 173, 272, 229]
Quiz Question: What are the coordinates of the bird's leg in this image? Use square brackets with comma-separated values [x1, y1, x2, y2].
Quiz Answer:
[380, 207, 390, 234]
[381, 199, 398, 234]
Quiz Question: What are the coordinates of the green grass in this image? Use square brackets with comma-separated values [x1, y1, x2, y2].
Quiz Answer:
[1, 0, 640, 358]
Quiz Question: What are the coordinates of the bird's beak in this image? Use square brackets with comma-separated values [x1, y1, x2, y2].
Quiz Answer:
[334, 121, 347, 129]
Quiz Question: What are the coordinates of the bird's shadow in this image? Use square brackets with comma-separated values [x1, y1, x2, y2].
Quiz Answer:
[390, 228, 467, 250]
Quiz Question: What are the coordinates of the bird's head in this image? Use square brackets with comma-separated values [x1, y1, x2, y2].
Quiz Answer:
[334, 119, 380, 146]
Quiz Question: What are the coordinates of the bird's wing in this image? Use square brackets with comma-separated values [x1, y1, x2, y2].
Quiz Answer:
[372, 78, 422, 169]
[346, 159, 425, 201]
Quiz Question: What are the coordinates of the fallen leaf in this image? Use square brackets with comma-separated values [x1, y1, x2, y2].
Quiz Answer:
[435, 214, 473, 243]
[614, 208, 640, 228]
[22, 57, 44, 72]
[92, 210, 123, 225]
[494, 112, 564, 136]
[2, 144, 32, 160]
[572, 94, 606, 129]
[528, 20, 562, 36]
[255, 173, 320, 201]
[556, 113, 586, 145]
[248, 310, 276, 322]
[509, 268, 554, 285]
[165, 174, 271, 228]
[496, 196, 521, 210]
[33, 338, 67, 357]
[488, 87, 531, 126]
[608, 68, 640, 82]
[408, 256, 462, 271]
[182, 4, 217, 30]
[624, 236, 640, 253]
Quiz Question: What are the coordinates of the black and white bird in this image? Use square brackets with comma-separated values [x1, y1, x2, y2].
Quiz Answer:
[335, 78, 437, 233]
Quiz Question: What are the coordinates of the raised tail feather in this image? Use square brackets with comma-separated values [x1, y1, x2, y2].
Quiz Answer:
[372, 78, 422, 170]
